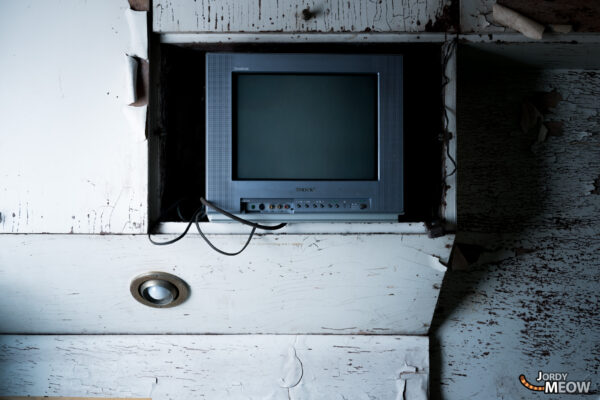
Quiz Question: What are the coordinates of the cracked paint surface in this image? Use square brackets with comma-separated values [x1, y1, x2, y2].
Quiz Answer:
[0, 0, 148, 234]
[432, 67, 600, 399]
[153, 0, 454, 33]
[0, 335, 429, 399]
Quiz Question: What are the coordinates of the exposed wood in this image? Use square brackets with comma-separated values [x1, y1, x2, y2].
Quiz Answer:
[0, 233, 452, 335]
[153, 0, 455, 33]
[0, 335, 429, 399]
[0, 0, 147, 234]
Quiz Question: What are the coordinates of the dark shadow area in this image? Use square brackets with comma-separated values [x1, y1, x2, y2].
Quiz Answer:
[151, 42, 444, 223]
[155, 44, 207, 221]
[430, 45, 547, 399]
[498, 0, 600, 32]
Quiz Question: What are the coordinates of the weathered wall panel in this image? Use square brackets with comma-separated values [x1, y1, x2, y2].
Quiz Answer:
[0, 335, 429, 399]
[2, 3, 457, 399]
[432, 64, 600, 398]
[0, 233, 452, 335]
[153, 0, 455, 33]
[0, 0, 147, 234]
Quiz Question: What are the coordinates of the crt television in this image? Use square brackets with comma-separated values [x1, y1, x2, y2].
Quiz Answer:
[205, 52, 403, 222]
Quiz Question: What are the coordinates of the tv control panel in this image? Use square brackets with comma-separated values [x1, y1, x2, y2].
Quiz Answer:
[242, 199, 371, 214]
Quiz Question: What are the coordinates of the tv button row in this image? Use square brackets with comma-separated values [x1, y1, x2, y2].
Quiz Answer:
[295, 203, 342, 209]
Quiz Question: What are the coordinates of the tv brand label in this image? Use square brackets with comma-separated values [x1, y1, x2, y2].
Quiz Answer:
[296, 187, 315, 192]
[519, 371, 591, 394]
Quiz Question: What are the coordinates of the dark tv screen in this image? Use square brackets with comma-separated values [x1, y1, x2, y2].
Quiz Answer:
[233, 73, 378, 180]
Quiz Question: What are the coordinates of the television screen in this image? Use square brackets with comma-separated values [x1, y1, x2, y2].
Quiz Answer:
[233, 73, 378, 181]
[206, 52, 403, 221]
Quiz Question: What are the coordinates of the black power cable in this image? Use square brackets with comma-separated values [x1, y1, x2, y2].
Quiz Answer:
[441, 39, 458, 179]
[148, 197, 287, 255]
[147, 198, 202, 246]
[194, 210, 257, 256]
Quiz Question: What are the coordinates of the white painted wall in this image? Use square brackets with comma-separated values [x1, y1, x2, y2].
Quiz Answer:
[0, 1, 458, 398]
[0, 233, 451, 334]
[0, 335, 429, 399]
[0, 0, 147, 234]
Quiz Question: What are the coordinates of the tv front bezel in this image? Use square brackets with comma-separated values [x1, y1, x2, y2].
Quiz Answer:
[206, 52, 403, 221]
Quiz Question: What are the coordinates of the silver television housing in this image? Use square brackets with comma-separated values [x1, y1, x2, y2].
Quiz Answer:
[206, 52, 403, 222]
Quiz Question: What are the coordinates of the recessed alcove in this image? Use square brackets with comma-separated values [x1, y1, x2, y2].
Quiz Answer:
[149, 41, 451, 230]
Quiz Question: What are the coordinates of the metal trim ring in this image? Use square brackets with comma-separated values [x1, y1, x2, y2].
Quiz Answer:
[130, 271, 190, 308]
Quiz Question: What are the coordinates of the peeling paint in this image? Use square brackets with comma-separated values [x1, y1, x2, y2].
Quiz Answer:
[153, 0, 453, 33]
[432, 67, 600, 399]
[0, 1, 148, 234]
[0, 335, 429, 398]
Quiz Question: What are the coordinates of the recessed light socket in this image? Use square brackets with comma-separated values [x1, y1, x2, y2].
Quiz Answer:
[130, 271, 189, 308]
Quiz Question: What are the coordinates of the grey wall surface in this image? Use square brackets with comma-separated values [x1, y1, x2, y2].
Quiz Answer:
[432, 65, 600, 399]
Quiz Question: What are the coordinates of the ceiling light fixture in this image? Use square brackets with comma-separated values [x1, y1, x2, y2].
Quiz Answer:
[130, 271, 189, 308]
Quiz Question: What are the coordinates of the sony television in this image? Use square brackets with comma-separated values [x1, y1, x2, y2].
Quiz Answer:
[205, 52, 403, 222]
